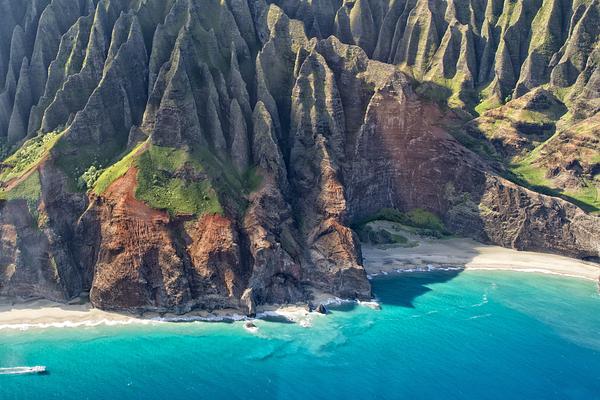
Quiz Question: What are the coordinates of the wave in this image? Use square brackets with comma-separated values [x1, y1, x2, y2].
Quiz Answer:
[0, 318, 162, 331]
[471, 293, 489, 308]
[467, 313, 492, 320]
[357, 300, 382, 310]
[410, 310, 439, 318]
[152, 314, 247, 323]
[0, 296, 384, 332]
[368, 265, 464, 279]
[243, 322, 259, 334]
[466, 267, 597, 282]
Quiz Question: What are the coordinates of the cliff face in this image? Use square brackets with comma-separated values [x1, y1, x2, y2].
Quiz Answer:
[273, 0, 600, 111]
[0, 0, 598, 313]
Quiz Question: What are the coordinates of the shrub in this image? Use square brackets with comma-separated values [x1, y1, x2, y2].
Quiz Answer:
[79, 165, 103, 190]
[357, 208, 449, 236]
[406, 208, 446, 232]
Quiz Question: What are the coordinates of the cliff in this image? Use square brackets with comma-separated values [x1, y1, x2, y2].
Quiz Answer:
[0, 0, 598, 313]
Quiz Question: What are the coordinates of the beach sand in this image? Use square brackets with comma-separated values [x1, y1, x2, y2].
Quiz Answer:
[0, 299, 149, 330]
[0, 296, 316, 331]
[362, 235, 600, 281]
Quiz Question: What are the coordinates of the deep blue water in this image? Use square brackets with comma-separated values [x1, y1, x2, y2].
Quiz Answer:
[1, 271, 600, 400]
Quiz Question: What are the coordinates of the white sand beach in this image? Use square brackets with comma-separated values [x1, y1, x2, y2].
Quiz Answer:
[0, 300, 147, 330]
[362, 235, 600, 281]
[0, 296, 316, 330]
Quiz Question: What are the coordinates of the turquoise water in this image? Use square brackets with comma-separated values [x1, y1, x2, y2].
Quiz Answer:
[1, 271, 600, 400]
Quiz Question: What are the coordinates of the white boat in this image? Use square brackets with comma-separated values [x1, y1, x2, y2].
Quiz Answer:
[0, 366, 47, 375]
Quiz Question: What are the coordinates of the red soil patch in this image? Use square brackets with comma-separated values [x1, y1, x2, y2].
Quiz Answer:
[104, 167, 169, 223]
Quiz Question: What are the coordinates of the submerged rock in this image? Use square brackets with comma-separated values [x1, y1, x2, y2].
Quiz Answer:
[315, 304, 328, 314]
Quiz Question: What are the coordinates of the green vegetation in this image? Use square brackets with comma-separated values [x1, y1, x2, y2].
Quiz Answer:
[0, 137, 9, 160]
[187, 146, 261, 215]
[0, 131, 61, 223]
[135, 145, 223, 217]
[527, 0, 564, 57]
[0, 131, 62, 183]
[549, 85, 573, 105]
[448, 127, 501, 161]
[53, 135, 127, 192]
[415, 80, 453, 107]
[92, 141, 147, 194]
[474, 93, 502, 116]
[79, 165, 104, 191]
[243, 166, 263, 193]
[355, 208, 450, 238]
[356, 223, 410, 245]
[1, 171, 42, 220]
[570, 179, 600, 212]
[416, 73, 480, 114]
[406, 208, 447, 232]
[510, 157, 600, 213]
[91, 141, 262, 217]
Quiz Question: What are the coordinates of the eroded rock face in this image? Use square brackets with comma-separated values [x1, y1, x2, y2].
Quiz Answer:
[82, 168, 250, 313]
[84, 168, 191, 312]
[479, 175, 600, 260]
[271, 0, 600, 107]
[0, 0, 598, 312]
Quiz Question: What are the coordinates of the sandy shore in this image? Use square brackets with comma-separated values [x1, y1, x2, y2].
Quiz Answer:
[2, 223, 598, 329]
[0, 296, 322, 331]
[0, 300, 140, 330]
[362, 236, 600, 281]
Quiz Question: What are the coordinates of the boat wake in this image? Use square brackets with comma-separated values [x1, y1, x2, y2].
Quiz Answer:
[0, 366, 47, 375]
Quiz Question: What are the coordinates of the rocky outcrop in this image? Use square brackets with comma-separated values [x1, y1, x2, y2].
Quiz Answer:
[479, 175, 600, 260]
[0, 163, 86, 301]
[525, 113, 600, 192]
[0, 0, 598, 312]
[466, 88, 568, 159]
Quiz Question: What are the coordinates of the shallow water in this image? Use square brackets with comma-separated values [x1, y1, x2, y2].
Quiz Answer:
[1, 271, 599, 400]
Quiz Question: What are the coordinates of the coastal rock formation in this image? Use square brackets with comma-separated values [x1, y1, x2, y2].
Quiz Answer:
[1, 0, 599, 312]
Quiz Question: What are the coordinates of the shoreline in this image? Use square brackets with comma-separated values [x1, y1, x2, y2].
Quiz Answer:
[0, 293, 349, 331]
[0, 302, 310, 332]
[362, 235, 600, 282]
[2, 236, 599, 330]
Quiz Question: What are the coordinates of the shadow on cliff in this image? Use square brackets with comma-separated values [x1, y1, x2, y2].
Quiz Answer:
[372, 270, 464, 308]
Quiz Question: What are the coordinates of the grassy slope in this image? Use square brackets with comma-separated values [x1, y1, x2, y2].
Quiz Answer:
[93, 142, 260, 217]
[510, 140, 600, 213]
[135, 145, 223, 216]
[0, 131, 62, 183]
[0, 126, 260, 219]
[0, 171, 43, 222]
[0, 132, 62, 221]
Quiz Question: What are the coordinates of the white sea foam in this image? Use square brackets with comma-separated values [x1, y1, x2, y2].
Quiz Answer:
[152, 313, 247, 323]
[358, 300, 381, 310]
[243, 322, 259, 334]
[0, 318, 161, 331]
[298, 319, 312, 328]
[471, 293, 489, 308]
[467, 313, 492, 320]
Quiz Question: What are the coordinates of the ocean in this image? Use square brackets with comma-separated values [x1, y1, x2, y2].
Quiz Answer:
[1, 271, 599, 400]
